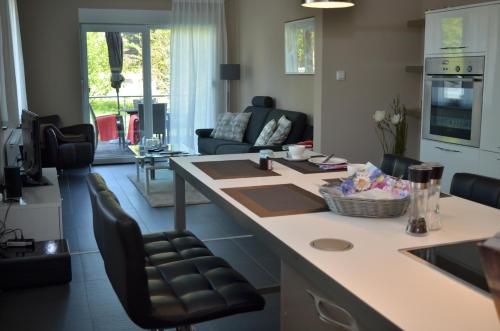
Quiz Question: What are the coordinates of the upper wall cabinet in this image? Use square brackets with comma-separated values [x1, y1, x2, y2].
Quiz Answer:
[425, 6, 491, 55]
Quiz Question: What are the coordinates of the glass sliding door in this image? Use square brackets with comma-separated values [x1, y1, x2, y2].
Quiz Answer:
[81, 24, 171, 163]
[150, 27, 171, 145]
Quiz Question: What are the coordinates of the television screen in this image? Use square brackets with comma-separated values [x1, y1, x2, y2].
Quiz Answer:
[21, 109, 42, 182]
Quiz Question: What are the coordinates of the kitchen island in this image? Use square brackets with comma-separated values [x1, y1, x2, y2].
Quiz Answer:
[171, 152, 500, 331]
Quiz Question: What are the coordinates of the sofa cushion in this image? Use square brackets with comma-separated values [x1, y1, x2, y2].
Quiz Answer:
[198, 138, 251, 155]
[212, 113, 251, 142]
[243, 107, 272, 144]
[264, 109, 307, 145]
[268, 116, 292, 145]
[254, 119, 277, 146]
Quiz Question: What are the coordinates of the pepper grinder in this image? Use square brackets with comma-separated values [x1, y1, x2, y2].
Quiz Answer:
[406, 165, 432, 237]
[423, 163, 445, 231]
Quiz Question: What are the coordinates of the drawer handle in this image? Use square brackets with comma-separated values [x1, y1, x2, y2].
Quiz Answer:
[306, 290, 360, 331]
[440, 46, 467, 49]
[435, 146, 462, 153]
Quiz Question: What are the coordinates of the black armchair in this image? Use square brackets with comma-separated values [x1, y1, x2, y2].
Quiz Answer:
[40, 115, 95, 170]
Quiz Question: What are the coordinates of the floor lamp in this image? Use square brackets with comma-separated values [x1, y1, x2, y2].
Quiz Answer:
[220, 64, 240, 112]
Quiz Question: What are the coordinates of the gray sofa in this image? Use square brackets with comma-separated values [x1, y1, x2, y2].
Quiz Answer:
[196, 96, 312, 155]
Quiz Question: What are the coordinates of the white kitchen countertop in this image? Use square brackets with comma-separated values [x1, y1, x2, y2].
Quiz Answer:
[172, 152, 500, 331]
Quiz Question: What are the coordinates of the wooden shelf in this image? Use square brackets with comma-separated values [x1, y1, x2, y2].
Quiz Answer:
[405, 65, 423, 74]
[407, 18, 425, 28]
[406, 108, 422, 119]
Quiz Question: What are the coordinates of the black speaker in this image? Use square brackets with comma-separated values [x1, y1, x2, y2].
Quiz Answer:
[4, 167, 22, 201]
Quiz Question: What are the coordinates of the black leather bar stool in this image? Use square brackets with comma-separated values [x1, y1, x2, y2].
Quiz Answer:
[86, 174, 265, 331]
[380, 154, 422, 180]
[450, 173, 500, 209]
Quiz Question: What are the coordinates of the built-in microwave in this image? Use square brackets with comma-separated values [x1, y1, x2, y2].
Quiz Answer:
[422, 56, 484, 148]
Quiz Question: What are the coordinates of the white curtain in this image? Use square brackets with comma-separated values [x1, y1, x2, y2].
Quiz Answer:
[0, 0, 27, 127]
[170, 0, 227, 153]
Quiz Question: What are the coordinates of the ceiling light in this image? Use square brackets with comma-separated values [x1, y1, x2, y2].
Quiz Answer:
[302, 0, 355, 9]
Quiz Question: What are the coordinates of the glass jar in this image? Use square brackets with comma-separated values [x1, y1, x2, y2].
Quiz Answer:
[406, 165, 432, 237]
[259, 150, 274, 170]
[423, 163, 445, 231]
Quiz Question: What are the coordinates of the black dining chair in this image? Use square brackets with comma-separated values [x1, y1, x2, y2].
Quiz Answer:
[380, 154, 422, 180]
[138, 103, 169, 144]
[450, 173, 500, 209]
[86, 174, 265, 331]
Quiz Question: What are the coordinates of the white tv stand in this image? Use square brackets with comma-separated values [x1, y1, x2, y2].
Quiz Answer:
[0, 168, 62, 241]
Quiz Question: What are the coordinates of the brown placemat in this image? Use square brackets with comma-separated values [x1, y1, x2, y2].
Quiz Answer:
[222, 184, 328, 217]
[193, 159, 280, 180]
[274, 158, 347, 174]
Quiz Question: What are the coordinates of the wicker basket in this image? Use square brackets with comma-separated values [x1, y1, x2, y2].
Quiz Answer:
[319, 185, 410, 218]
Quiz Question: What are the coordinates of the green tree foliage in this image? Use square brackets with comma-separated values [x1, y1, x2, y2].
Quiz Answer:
[87, 29, 171, 115]
[151, 29, 171, 94]
[87, 32, 113, 97]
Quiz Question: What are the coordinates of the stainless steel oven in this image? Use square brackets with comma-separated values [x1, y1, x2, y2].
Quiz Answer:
[423, 56, 484, 147]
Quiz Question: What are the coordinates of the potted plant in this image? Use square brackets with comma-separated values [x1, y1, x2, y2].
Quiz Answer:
[373, 96, 408, 156]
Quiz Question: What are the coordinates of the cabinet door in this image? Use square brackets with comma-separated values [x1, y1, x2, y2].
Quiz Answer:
[425, 6, 490, 55]
[281, 262, 398, 331]
[480, 5, 500, 153]
[420, 140, 480, 193]
[479, 150, 500, 179]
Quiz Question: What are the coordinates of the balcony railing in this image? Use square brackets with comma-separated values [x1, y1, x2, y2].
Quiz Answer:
[89, 94, 170, 117]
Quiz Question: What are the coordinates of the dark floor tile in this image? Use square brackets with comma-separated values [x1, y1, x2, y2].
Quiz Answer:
[80, 252, 107, 282]
[85, 279, 142, 331]
[0, 282, 93, 331]
[76, 226, 99, 252]
[64, 226, 81, 252]
[71, 254, 85, 284]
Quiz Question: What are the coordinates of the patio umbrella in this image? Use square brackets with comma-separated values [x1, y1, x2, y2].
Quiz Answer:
[105, 32, 125, 110]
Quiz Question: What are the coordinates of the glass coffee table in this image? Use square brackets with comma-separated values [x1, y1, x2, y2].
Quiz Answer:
[128, 145, 192, 182]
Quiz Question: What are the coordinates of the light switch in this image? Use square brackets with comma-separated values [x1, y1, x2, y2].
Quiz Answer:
[336, 70, 346, 81]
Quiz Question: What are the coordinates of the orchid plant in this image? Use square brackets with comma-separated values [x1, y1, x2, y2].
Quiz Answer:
[373, 96, 408, 156]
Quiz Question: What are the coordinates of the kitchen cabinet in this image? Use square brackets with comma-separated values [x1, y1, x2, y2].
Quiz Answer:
[479, 150, 500, 179]
[281, 262, 397, 331]
[480, 5, 500, 153]
[420, 139, 480, 193]
[425, 5, 491, 55]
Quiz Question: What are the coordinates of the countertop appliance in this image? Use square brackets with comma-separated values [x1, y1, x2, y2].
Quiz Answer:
[423, 56, 485, 148]
[406, 239, 489, 294]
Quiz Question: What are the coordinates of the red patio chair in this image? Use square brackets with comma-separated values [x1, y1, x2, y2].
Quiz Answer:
[96, 114, 119, 142]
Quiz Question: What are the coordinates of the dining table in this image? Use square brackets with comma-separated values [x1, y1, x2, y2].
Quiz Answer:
[170, 151, 500, 331]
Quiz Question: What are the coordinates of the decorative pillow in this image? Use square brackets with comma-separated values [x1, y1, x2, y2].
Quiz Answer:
[212, 112, 251, 142]
[254, 119, 277, 146]
[210, 113, 225, 138]
[267, 115, 292, 145]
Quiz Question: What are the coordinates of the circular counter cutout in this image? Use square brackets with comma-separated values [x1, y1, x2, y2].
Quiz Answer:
[310, 238, 353, 252]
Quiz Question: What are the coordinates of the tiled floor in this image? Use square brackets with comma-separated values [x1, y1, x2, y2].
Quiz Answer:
[0, 164, 281, 331]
